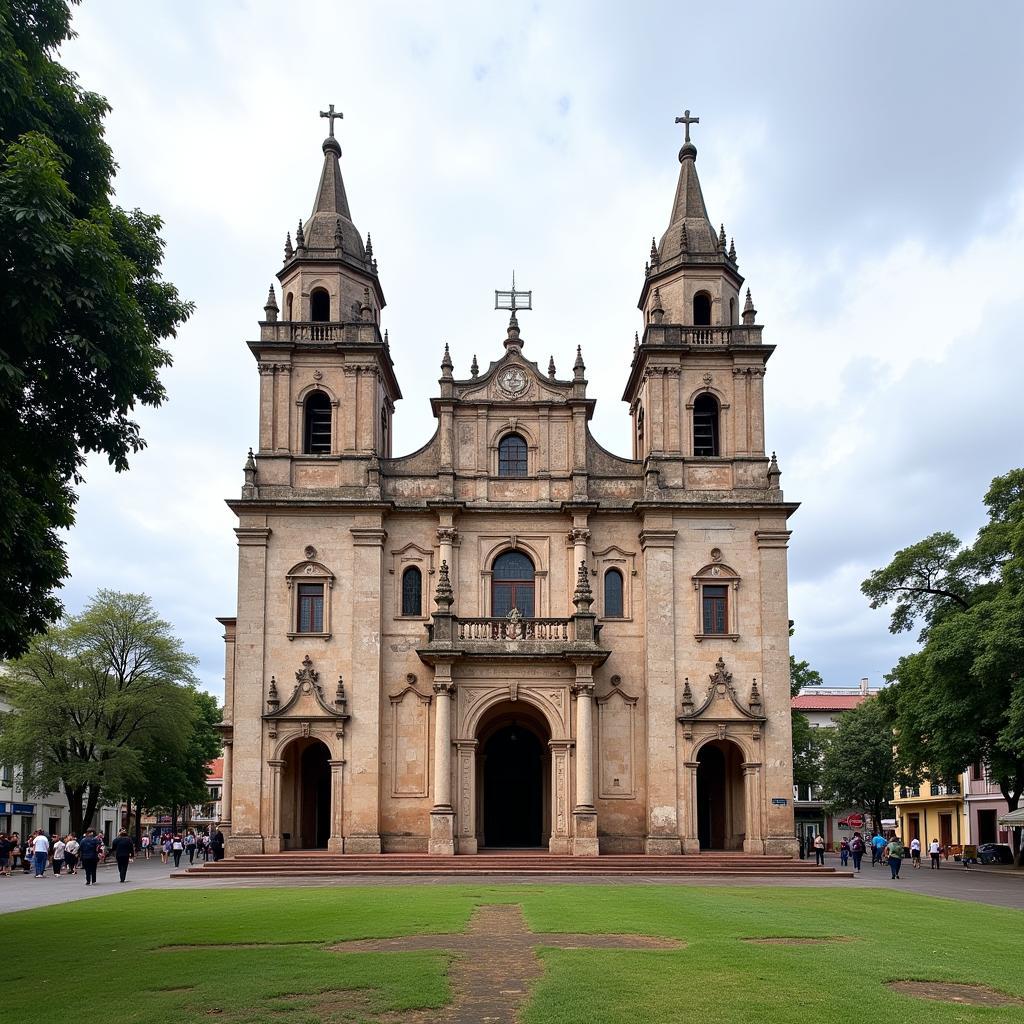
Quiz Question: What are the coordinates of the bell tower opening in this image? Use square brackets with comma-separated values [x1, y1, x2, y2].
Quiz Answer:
[693, 291, 712, 326]
[477, 702, 551, 849]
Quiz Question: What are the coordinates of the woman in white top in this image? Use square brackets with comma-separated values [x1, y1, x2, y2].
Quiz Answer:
[910, 836, 921, 868]
[52, 836, 66, 876]
[929, 838, 942, 869]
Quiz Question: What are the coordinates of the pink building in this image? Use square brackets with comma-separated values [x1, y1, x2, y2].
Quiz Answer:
[965, 761, 1011, 846]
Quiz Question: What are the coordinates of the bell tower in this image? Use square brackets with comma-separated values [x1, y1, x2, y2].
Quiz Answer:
[623, 112, 775, 494]
[249, 107, 401, 495]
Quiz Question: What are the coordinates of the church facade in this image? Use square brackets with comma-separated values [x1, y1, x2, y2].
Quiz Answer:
[217, 111, 799, 857]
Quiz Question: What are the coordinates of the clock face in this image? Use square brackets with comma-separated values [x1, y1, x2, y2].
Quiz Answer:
[498, 367, 529, 398]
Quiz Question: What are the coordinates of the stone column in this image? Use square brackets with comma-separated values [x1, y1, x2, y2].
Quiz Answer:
[742, 762, 764, 853]
[640, 519, 682, 854]
[220, 740, 233, 833]
[572, 678, 599, 855]
[682, 760, 700, 854]
[257, 363, 274, 452]
[328, 758, 346, 853]
[274, 364, 291, 451]
[429, 666, 456, 855]
[549, 740, 573, 854]
[266, 759, 284, 852]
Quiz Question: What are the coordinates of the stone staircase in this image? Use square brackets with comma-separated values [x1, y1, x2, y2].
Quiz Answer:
[175, 851, 851, 879]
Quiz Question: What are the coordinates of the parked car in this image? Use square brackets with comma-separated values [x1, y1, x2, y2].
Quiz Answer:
[977, 843, 1014, 865]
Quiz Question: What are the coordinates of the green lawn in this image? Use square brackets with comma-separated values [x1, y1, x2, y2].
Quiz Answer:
[3, 885, 1022, 1022]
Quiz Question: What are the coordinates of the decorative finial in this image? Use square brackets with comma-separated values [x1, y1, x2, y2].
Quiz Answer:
[548, 355, 556, 379]
[649, 237, 660, 267]
[333, 217, 344, 250]
[680, 222, 688, 252]
[767, 451, 781, 491]
[495, 272, 531, 350]
[644, 260, 650, 278]
[284, 231, 293, 260]
[434, 559, 454, 610]
[573, 560, 594, 611]
[718, 223, 727, 250]
[335, 674, 347, 709]
[742, 287, 757, 325]
[633, 331, 640, 355]
[573, 345, 585, 378]
[675, 108, 700, 145]
[295, 219, 305, 251]
[264, 284, 278, 322]
[242, 447, 257, 498]
[383, 328, 390, 347]
[505, 311, 522, 350]
[267, 675, 279, 710]
[441, 342, 453, 376]
[365, 232, 373, 259]
[650, 287, 664, 324]
[728, 237, 736, 262]
[749, 677, 762, 709]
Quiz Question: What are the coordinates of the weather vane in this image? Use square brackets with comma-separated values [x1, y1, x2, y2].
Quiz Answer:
[494, 271, 532, 316]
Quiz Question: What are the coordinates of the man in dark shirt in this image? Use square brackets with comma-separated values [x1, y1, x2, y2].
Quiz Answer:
[211, 828, 225, 861]
[79, 829, 102, 885]
[110, 829, 135, 883]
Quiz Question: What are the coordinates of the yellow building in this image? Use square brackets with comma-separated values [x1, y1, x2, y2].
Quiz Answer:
[892, 774, 969, 852]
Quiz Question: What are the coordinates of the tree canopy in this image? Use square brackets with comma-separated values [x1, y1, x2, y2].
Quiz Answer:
[865, 468, 1024, 862]
[0, 0, 192, 658]
[0, 589, 201, 833]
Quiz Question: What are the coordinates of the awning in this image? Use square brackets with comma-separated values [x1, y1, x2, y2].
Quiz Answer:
[997, 807, 1024, 826]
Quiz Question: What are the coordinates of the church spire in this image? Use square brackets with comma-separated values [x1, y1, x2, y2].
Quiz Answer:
[658, 115, 717, 261]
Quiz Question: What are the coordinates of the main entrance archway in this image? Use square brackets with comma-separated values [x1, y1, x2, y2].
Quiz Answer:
[696, 739, 746, 851]
[280, 737, 331, 849]
[477, 702, 551, 849]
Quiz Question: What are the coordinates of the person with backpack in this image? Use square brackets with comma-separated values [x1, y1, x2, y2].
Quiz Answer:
[79, 829, 102, 885]
[886, 834, 904, 879]
[870, 832, 887, 866]
[849, 833, 865, 872]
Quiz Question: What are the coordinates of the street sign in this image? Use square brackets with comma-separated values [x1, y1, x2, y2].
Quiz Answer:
[771, 797, 788, 806]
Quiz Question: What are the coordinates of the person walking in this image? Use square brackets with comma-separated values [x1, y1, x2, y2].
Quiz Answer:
[0, 833, 12, 877]
[201, 833, 212, 862]
[839, 837, 850, 867]
[171, 835, 184, 868]
[813, 833, 826, 866]
[870, 832, 886, 866]
[9, 833, 22, 872]
[185, 831, 196, 865]
[887, 835, 904, 879]
[161, 834, 171, 865]
[110, 829, 135, 883]
[64, 834, 80, 875]
[31, 830, 50, 878]
[79, 829, 101, 886]
[211, 828, 225, 861]
[52, 835, 66, 876]
[910, 836, 921, 869]
[849, 832, 865, 872]
[929, 838, 941, 869]
[141, 834, 151, 860]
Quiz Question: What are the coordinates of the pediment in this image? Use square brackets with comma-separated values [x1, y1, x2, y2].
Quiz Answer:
[454, 349, 573, 404]
[678, 657, 765, 723]
[264, 655, 349, 722]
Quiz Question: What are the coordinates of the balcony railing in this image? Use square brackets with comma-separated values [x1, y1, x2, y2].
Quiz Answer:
[259, 320, 382, 344]
[457, 617, 572, 642]
[642, 324, 764, 348]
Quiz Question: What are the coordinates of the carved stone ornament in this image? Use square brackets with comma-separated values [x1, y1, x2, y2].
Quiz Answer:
[710, 547, 722, 562]
[677, 656, 766, 724]
[312, 369, 323, 381]
[497, 366, 529, 399]
[304, 545, 318, 560]
[702, 371, 713, 388]
[263, 653, 350, 731]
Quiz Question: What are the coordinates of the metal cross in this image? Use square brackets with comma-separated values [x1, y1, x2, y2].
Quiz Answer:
[675, 108, 700, 143]
[319, 104, 343, 137]
[495, 270, 532, 315]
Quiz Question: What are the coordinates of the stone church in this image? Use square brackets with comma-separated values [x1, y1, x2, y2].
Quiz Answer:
[217, 109, 799, 857]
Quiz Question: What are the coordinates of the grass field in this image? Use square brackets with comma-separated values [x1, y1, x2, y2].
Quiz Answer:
[3, 885, 1022, 1022]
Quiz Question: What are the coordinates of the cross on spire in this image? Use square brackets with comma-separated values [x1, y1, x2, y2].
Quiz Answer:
[319, 103, 343, 137]
[675, 108, 700, 143]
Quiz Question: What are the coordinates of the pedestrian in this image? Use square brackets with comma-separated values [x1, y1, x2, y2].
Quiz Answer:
[839, 837, 850, 867]
[813, 833, 825, 866]
[31, 830, 50, 877]
[64, 834, 80, 875]
[79, 829, 101, 886]
[0, 833, 12, 877]
[910, 836, 921, 869]
[110, 829, 135, 883]
[161, 834, 171, 865]
[929, 837, 941, 869]
[9, 833, 22, 872]
[211, 827, 225, 861]
[849, 832, 865, 872]
[887, 835, 904, 879]
[870, 831, 886, 866]
[201, 834, 212, 862]
[185, 831, 196, 865]
[52, 835, 66, 876]
[141, 834, 151, 860]
[171, 834, 184, 868]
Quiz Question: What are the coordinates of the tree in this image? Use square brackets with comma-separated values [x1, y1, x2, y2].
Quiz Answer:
[819, 697, 897, 834]
[790, 624, 825, 794]
[0, 1, 192, 658]
[864, 469, 1024, 864]
[0, 589, 199, 833]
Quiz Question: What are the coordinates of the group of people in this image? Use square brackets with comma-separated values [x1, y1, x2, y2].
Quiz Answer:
[0, 826, 226, 884]
[810, 830, 947, 878]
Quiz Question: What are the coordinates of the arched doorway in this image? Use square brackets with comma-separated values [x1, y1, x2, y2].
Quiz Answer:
[280, 737, 331, 849]
[696, 739, 746, 851]
[477, 702, 551, 848]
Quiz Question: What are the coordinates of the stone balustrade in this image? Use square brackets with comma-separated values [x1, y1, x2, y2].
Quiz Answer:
[258, 320, 383, 344]
[456, 617, 572, 642]
[642, 323, 764, 347]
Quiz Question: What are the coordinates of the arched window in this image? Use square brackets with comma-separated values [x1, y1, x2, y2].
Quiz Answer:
[498, 433, 528, 477]
[693, 393, 719, 457]
[693, 292, 712, 326]
[401, 566, 422, 616]
[310, 288, 330, 322]
[491, 551, 535, 617]
[285, 292, 294, 321]
[303, 391, 332, 454]
[729, 297, 736, 325]
[636, 405, 645, 458]
[604, 568, 624, 618]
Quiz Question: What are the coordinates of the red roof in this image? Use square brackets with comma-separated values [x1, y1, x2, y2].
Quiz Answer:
[206, 757, 224, 781]
[792, 694, 868, 711]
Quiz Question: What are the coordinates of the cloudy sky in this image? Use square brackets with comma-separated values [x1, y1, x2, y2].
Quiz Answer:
[58, 1, 1024, 696]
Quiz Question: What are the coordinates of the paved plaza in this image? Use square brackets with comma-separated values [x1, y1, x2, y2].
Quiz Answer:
[1, 854, 1021, 916]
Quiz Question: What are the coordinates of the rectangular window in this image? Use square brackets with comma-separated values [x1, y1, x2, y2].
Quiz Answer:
[297, 583, 324, 633]
[701, 585, 728, 634]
